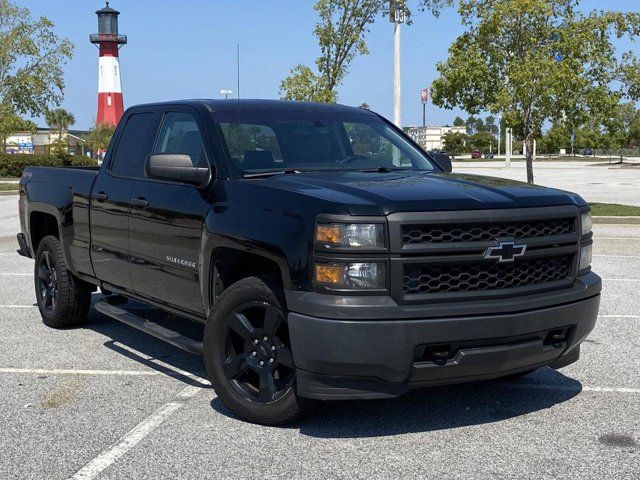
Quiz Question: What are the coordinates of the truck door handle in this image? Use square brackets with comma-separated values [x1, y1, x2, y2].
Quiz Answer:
[131, 197, 149, 208]
[94, 192, 108, 202]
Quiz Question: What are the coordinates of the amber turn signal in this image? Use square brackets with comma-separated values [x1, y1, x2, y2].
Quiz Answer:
[315, 224, 343, 245]
[314, 264, 344, 285]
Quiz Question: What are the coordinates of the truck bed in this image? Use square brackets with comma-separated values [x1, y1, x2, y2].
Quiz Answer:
[20, 166, 100, 280]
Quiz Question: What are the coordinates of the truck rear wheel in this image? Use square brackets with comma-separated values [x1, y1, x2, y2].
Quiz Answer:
[203, 276, 314, 425]
[34, 235, 91, 328]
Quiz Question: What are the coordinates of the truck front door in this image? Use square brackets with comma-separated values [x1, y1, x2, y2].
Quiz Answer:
[128, 108, 212, 315]
[90, 109, 160, 292]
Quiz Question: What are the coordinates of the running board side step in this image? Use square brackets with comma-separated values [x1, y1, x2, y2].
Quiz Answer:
[94, 300, 203, 355]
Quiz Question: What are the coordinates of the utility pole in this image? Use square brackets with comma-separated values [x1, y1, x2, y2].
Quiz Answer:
[393, 22, 401, 127]
[505, 127, 512, 170]
[421, 89, 428, 127]
[237, 44, 240, 100]
[391, 1, 405, 128]
[497, 116, 502, 157]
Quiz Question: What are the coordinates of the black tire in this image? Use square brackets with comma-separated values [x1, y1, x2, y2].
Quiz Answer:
[34, 235, 91, 328]
[203, 276, 314, 425]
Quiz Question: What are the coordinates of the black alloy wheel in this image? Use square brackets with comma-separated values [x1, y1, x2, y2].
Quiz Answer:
[37, 250, 58, 314]
[220, 300, 295, 404]
[34, 235, 92, 328]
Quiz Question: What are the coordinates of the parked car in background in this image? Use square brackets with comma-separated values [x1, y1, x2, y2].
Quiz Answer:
[471, 149, 482, 159]
[484, 152, 494, 159]
[582, 149, 594, 156]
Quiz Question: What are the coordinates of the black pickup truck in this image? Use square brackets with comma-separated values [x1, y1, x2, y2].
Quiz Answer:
[17, 100, 601, 424]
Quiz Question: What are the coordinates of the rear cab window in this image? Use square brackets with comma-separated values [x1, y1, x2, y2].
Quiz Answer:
[109, 112, 159, 178]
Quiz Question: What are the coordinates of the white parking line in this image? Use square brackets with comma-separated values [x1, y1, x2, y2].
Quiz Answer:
[594, 237, 640, 241]
[593, 255, 640, 259]
[598, 314, 640, 318]
[0, 367, 160, 376]
[504, 383, 640, 394]
[0, 273, 30, 276]
[69, 384, 202, 480]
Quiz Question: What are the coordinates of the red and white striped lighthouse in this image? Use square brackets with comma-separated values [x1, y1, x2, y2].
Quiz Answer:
[90, 2, 127, 126]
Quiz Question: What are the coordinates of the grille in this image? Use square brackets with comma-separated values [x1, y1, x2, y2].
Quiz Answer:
[403, 255, 574, 295]
[402, 218, 575, 244]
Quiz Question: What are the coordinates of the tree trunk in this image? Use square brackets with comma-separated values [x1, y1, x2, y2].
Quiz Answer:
[524, 134, 534, 184]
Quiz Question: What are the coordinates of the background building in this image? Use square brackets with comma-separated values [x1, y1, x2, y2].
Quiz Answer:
[406, 125, 466, 151]
[6, 128, 91, 156]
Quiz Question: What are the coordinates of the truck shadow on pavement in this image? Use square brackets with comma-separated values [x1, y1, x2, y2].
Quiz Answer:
[86, 297, 583, 437]
[293, 369, 582, 438]
[87, 299, 209, 389]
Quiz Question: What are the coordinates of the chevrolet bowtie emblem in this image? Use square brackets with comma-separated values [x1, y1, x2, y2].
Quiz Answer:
[484, 240, 526, 263]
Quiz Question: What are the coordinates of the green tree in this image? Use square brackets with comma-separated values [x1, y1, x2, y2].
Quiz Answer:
[0, 105, 35, 153]
[453, 115, 465, 126]
[470, 131, 493, 151]
[539, 122, 570, 154]
[280, 0, 383, 102]
[485, 115, 496, 135]
[85, 122, 115, 158]
[45, 108, 75, 140]
[442, 131, 468, 157]
[430, 0, 640, 183]
[464, 115, 477, 135]
[0, 0, 73, 148]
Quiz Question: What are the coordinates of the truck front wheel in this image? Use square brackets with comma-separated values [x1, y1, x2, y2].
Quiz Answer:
[203, 276, 314, 425]
[34, 235, 91, 328]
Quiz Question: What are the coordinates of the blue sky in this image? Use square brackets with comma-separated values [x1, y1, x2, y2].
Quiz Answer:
[19, 0, 640, 130]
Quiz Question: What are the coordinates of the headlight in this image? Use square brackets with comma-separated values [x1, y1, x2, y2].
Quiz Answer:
[581, 212, 592, 236]
[314, 262, 385, 289]
[315, 223, 385, 249]
[579, 244, 592, 271]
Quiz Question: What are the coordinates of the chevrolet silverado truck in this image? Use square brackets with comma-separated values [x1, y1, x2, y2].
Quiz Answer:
[17, 100, 601, 424]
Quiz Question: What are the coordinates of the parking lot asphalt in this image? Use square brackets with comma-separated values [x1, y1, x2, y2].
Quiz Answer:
[453, 161, 640, 207]
[0, 194, 638, 480]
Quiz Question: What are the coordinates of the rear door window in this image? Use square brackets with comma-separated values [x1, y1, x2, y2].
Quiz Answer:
[110, 112, 158, 178]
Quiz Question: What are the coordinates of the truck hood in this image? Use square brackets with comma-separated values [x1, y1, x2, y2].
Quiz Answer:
[262, 170, 586, 215]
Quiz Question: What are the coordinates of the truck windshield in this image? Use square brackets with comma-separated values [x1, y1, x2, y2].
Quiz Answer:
[216, 111, 435, 176]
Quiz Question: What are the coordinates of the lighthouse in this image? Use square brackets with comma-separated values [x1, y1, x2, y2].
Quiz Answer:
[90, 2, 127, 126]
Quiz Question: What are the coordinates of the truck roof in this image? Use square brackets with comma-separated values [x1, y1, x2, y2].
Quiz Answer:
[127, 99, 377, 116]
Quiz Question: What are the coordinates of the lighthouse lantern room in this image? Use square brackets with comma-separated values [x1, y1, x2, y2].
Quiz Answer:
[90, 2, 127, 127]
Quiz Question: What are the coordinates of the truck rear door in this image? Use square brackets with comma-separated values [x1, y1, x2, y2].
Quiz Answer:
[90, 108, 160, 292]
[128, 108, 213, 314]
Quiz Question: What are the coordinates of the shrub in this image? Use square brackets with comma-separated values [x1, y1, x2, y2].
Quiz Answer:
[0, 154, 97, 178]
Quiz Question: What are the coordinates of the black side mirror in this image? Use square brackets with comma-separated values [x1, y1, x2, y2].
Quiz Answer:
[432, 152, 452, 173]
[145, 154, 210, 186]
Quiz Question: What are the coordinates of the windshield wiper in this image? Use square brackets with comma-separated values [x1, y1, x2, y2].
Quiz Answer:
[357, 166, 414, 173]
[243, 169, 300, 178]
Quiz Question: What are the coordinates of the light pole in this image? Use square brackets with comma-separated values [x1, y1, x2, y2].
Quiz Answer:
[220, 89, 233, 99]
[390, 1, 405, 128]
[421, 89, 428, 127]
[497, 116, 502, 157]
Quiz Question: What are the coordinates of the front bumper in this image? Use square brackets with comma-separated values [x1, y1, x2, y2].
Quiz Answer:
[288, 274, 601, 400]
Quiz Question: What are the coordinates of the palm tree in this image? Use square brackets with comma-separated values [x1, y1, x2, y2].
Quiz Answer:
[45, 108, 75, 141]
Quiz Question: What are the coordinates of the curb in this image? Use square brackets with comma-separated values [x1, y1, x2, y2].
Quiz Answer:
[593, 216, 640, 225]
[0, 190, 18, 196]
